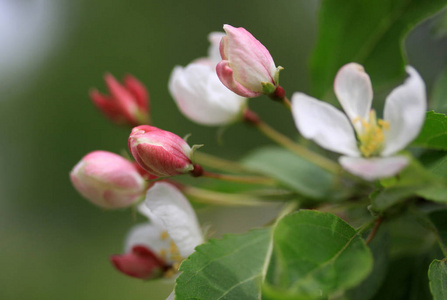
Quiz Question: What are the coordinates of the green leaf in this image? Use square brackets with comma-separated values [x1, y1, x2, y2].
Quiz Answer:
[175, 228, 272, 300]
[346, 228, 390, 300]
[414, 152, 447, 204]
[310, 0, 447, 98]
[428, 210, 447, 255]
[429, 259, 447, 300]
[373, 253, 435, 299]
[412, 111, 447, 150]
[417, 187, 447, 203]
[431, 70, 447, 114]
[423, 152, 447, 178]
[387, 211, 437, 258]
[263, 210, 373, 299]
[370, 159, 438, 211]
[242, 147, 347, 201]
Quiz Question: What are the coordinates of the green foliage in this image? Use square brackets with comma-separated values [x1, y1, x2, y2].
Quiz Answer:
[429, 259, 447, 300]
[373, 253, 434, 299]
[310, 0, 447, 98]
[263, 211, 373, 299]
[413, 111, 447, 151]
[175, 228, 272, 300]
[346, 229, 389, 300]
[242, 147, 347, 201]
[174, 211, 373, 300]
[428, 210, 447, 255]
[431, 70, 447, 114]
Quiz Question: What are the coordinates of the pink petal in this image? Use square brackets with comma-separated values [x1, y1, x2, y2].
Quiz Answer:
[216, 60, 261, 98]
[124, 74, 149, 111]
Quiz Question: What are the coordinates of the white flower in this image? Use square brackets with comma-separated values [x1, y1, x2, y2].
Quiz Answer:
[124, 182, 203, 274]
[292, 63, 426, 180]
[169, 32, 246, 126]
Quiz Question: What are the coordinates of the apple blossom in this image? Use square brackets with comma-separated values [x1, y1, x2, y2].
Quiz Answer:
[70, 151, 147, 209]
[169, 32, 246, 126]
[128, 125, 197, 177]
[216, 24, 283, 98]
[111, 182, 203, 279]
[90, 73, 150, 126]
[292, 63, 426, 180]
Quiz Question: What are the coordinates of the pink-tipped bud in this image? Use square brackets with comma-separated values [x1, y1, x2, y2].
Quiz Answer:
[128, 125, 195, 177]
[90, 73, 150, 126]
[110, 245, 166, 280]
[216, 24, 282, 98]
[70, 151, 146, 209]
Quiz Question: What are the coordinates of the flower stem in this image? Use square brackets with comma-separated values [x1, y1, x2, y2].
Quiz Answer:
[365, 217, 383, 245]
[201, 170, 278, 186]
[281, 96, 292, 111]
[243, 109, 340, 174]
[180, 185, 279, 206]
[193, 151, 254, 174]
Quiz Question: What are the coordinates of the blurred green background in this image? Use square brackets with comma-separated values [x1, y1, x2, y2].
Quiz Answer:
[0, 1, 446, 299]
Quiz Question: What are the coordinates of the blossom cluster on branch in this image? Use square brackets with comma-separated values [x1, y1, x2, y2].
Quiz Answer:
[69, 23, 430, 299]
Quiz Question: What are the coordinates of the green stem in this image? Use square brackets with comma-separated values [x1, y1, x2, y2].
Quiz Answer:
[282, 96, 292, 111]
[254, 118, 340, 174]
[202, 170, 278, 186]
[181, 185, 280, 207]
[193, 151, 253, 174]
[365, 217, 383, 245]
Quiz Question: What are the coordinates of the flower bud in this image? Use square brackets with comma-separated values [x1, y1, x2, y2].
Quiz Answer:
[90, 73, 150, 126]
[216, 24, 282, 98]
[110, 245, 166, 280]
[128, 125, 195, 177]
[70, 151, 146, 209]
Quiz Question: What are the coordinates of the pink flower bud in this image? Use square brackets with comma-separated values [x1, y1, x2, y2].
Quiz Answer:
[216, 24, 282, 98]
[90, 73, 150, 126]
[70, 151, 146, 209]
[110, 245, 166, 280]
[128, 125, 195, 177]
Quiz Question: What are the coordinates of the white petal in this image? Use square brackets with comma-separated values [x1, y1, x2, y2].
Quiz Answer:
[334, 63, 373, 124]
[169, 63, 246, 126]
[291, 92, 360, 157]
[124, 223, 174, 262]
[339, 155, 409, 181]
[145, 182, 203, 258]
[382, 66, 427, 156]
[207, 32, 225, 66]
[137, 202, 165, 228]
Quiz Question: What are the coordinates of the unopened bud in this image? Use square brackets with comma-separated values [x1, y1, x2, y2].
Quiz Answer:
[70, 151, 146, 209]
[90, 73, 150, 126]
[216, 24, 282, 98]
[128, 125, 196, 177]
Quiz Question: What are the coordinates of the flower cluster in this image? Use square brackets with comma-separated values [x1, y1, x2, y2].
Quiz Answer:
[70, 23, 428, 299]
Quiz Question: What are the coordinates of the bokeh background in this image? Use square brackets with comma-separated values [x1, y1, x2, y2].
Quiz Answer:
[1, 1, 446, 299]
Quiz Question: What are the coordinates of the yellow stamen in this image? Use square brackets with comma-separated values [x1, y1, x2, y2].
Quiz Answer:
[169, 241, 179, 254]
[171, 254, 183, 261]
[164, 269, 175, 279]
[356, 110, 390, 158]
[159, 249, 167, 260]
[160, 230, 169, 240]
